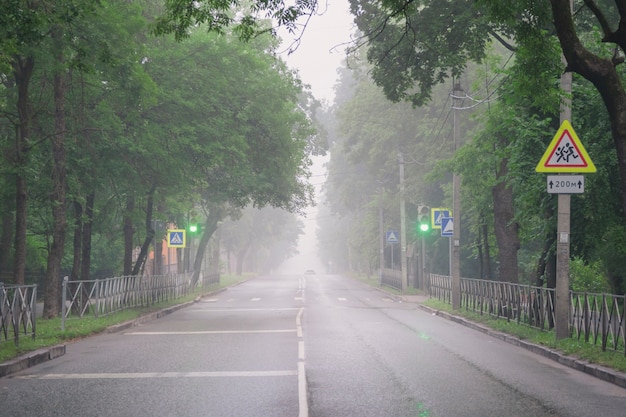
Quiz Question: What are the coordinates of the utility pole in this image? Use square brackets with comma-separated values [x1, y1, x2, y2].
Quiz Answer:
[555, 0, 574, 340]
[379, 187, 384, 286]
[451, 82, 463, 310]
[399, 152, 408, 292]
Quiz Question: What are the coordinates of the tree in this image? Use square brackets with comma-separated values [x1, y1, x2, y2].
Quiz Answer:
[139, 27, 316, 284]
[220, 206, 303, 275]
[549, 0, 626, 229]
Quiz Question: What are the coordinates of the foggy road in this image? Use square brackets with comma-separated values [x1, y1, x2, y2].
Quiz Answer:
[2, 273, 626, 416]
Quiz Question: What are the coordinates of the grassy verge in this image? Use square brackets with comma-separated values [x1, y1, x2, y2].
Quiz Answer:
[423, 298, 626, 373]
[0, 274, 251, 364]
[350, 272, 626, 373]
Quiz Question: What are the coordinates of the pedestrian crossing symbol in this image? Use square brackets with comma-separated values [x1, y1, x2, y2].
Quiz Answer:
[431, 208, 451, 229]
[441, 217, 453, 237]
[536, 120, 596, 173]
[167, 229, 186, 248]
[386, 230, 399, 244]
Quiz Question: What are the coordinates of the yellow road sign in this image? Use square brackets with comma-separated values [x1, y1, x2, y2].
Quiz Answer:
[167, 229, 186, 248]
[535, 120, 596, 173]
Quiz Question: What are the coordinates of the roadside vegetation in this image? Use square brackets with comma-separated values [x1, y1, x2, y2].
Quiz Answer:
[0, 275, 250, 364]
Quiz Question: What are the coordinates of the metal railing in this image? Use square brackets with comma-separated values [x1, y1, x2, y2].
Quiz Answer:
[571, 292, 626, 355]
[380, 268, 402, 291]
[0, 283, 37, 345]
[429, 274, 626, 355]
[61, 272, 196, 320]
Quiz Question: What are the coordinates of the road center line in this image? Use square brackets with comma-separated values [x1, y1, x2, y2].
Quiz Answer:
[124, 329, 296, 335]
[14, 370, 298, 380]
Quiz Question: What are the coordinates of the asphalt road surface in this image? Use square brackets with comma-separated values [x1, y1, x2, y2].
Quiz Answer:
[2, 273, 626, 416]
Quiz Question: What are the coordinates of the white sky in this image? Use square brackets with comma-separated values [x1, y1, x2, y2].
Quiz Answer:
[278, 0, 354, 104]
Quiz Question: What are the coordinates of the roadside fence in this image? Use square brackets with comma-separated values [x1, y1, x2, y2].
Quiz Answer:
[62, 272, 197, 320]
[380, 268, 402, 290]
[0, 283, 37, 345]
[429, 274, 626, 355]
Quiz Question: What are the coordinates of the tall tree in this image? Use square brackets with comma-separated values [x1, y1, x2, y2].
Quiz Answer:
[549, 0, 626, 227]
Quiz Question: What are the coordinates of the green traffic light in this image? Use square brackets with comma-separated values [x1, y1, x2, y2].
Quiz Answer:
[189, 224, 198, 233]
[419, 223, 429, 232]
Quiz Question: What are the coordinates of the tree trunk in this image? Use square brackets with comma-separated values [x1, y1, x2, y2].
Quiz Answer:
[71, 200, 83, 282]
[236, 247, 248, 276]
[43, 47, 68, 319]
[131, 186, 156, 276]
[551, 0, 626, 235]
[492, 157, 520, 282]
[0, 210, 14, 282]
[191, 205, 223, 287]
[480, 220, 491, 280]
[123, 195, 135, 276]
[211, 225, 221, 276]
[80, 193, 94, 280]
[12, 56, 35, 285]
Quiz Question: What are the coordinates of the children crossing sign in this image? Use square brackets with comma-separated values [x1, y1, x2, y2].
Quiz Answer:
[535, 120, 596, 173]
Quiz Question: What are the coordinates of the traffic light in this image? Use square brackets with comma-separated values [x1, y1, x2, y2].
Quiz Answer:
[188, 223, 199, 234]
[417, 205, 430, 234]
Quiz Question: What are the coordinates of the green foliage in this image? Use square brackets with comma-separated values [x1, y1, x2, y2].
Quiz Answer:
[0, 0, 317, 296]
[350, 0, 494, 106]
[569, 257, 610, 293]
[594, 226, 626, 294]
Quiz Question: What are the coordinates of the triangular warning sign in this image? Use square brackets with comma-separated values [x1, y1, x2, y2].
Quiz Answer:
[536, 120, 596, 173]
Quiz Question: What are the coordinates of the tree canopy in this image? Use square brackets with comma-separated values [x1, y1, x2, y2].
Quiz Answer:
[0, 0, 318, 314]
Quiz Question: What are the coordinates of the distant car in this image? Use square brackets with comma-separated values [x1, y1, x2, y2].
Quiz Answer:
[304, 269, 316, 275]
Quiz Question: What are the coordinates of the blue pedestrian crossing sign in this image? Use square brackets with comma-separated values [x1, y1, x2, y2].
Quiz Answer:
[441, 217, 453, 237]
[386, 230, 399, 244]
[431, 208, 451, 229]
[167, 229, 186, 248]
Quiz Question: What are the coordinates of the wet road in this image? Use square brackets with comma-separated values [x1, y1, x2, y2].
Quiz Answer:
[2, 273, 626, 416]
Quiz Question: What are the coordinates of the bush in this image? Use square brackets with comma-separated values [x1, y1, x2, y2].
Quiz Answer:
[569, 257, 610, 293]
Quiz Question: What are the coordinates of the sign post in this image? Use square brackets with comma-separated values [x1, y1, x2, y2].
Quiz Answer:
[536, 119, 595, 339]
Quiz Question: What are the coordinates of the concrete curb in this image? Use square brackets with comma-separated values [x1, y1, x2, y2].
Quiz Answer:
[416, 303, 626, 389]
[0, 344, 66, 378]
[0, 288, 227, 379]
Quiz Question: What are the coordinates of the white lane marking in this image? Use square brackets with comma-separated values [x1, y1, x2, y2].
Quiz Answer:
[124, 329, 296, 335]
[298, 361, 308, 417]
[338, 297, 347, 301]
[251, 297, 261, 301]
[296, 306, 307, 417]
[298, 341, 305, 361]
[15, 370, 298, 380]
[296, 307, 304, 338]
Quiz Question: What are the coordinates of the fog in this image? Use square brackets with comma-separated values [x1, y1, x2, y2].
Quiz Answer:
[276, 155, 327, 275]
